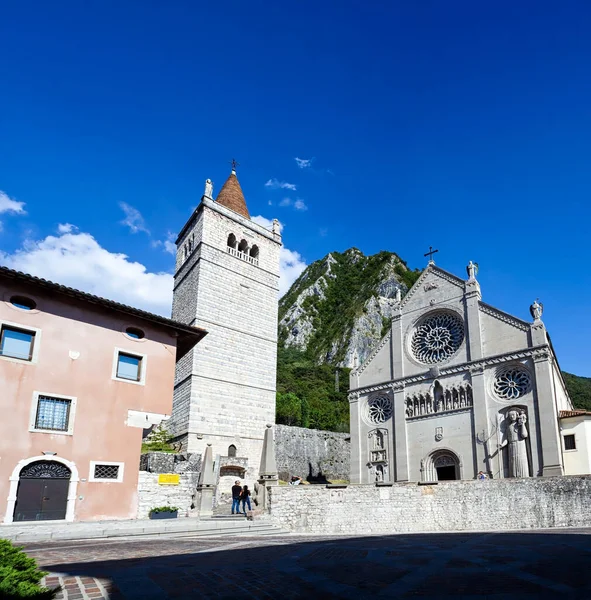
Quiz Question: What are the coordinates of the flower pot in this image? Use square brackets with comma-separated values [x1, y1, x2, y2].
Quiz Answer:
[149, 510, 178, 520]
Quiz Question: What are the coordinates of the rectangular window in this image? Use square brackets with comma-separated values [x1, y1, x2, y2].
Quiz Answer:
[564, 434, 576, 451]
[116, 352, 142, 381]
[35, 396, 71, 431]
[0, 326, 35, 361]
[94, 464, 120, 480]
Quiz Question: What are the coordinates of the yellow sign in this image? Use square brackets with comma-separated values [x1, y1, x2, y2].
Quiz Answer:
[158, 474, 180, 486]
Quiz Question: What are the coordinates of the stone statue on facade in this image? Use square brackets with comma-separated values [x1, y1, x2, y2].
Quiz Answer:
[530, 299, 543, 321]
[395, 287, 402, 303]
[204, 178, 213, 199]
[466, 261, 479, 280]
[500, 408, 530, 477]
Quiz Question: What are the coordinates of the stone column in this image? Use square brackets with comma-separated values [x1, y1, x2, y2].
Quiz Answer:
[197, 443, 215, 517]
[392, 383, 409, 482]
[532, 346, 564, 477]
[464, 276, 489, 478]
[256, 424, 278, 510]
[349, 392, 362, 483]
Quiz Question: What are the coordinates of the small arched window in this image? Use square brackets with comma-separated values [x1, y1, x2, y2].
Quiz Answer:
[250, 245, 259, 259]
[228, 444, 237, 458]
[227, 233, 237, 249]
[238, 239, 248, 253]
[10, 296, 36, 310]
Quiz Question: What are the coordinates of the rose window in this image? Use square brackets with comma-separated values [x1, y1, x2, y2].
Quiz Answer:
[411, 312, 464, 364]
[363, 396, 393, 425]
[494, 367, 531, 400]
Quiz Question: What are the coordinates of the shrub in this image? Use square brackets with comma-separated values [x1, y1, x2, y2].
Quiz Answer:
[149, 506, 178, 514]
[0, 539, 57, 599]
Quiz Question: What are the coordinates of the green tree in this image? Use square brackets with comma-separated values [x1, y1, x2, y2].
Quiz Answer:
[276, 392, 303, 426]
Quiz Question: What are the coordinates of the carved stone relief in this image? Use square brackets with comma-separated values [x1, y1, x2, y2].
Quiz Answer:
[406, 382, 473, 419]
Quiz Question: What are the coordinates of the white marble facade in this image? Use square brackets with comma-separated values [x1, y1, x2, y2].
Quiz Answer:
[349, 260, 578, 483]
[169, 173, 282, 481]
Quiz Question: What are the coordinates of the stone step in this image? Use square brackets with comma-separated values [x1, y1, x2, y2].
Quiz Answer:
[1, 518, 286, 543]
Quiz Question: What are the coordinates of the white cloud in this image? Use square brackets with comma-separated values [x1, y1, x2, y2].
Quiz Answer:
[279, 198, 292, 207]
[279, 248, 307, 296]
[251, 215, 306, 296]
[57, 223, 77, 234]
[294, 157, 313, 169]
[152, 231, 177, 255]
[265, 178, 297, 191]
[252, 214, 283, 233]
[0, 190, 26, 215]
[0, 230, 173, 316]
[294, 199, 308, 211]
[119, 202, 150, 234]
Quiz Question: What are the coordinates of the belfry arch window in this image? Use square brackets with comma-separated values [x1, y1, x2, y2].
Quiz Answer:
[250, 245, 259, 259]
[238, 239, 249, 253]
[228, 444, 237, 458]
[227, 233, 237, 249]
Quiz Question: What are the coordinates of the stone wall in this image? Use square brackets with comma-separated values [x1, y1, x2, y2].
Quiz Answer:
[275, 425, 350, 482]
[268, 476, 591, 534]
[137, 472, 201, 519]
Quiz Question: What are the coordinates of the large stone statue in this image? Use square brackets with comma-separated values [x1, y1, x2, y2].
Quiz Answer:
[530, 299, 543, 321]
[466, 260, 479, 280]
[500, 408, 530, 477]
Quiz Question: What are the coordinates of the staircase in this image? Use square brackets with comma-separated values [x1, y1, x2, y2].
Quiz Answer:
[2, 515, 288, 543]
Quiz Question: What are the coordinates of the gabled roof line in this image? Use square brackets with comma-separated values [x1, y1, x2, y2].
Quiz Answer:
[398, 264, 464, 311]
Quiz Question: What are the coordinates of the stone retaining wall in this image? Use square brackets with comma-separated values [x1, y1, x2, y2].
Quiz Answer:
[268, 476, 591, 534]
[275, 424, 350, 482]
[137, 471, 201, 519]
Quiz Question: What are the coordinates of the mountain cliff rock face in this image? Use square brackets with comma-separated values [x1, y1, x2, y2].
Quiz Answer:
[278, 248, 421, 368]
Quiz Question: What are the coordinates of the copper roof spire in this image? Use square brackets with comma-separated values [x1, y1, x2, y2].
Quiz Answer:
[215, 160, 250, 219]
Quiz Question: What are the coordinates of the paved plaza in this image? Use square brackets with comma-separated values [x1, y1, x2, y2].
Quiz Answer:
[21, 528, 591, 599]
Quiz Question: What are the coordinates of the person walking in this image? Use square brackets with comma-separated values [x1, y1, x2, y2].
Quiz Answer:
[231, 480, 242, 514]
[240, 484, 252, 514]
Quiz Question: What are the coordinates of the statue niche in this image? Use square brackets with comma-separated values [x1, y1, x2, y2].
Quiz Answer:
[367, 428, 388, 482]
[499, 407, 531, 478]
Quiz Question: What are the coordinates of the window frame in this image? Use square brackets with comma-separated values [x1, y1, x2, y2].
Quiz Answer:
[0, 319, 41, 365]
[112, 347, 147, 386]
[29, 391, 77, 436]
[89, 461, 125, 483]
[563, 433, 577, 452]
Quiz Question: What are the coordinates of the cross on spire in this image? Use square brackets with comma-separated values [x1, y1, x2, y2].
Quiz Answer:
[424, 246, 439, 264]
[229, 158, 240, 173]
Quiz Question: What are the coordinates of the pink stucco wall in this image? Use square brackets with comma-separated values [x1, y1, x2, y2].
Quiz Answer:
[0, 281, 178, 522]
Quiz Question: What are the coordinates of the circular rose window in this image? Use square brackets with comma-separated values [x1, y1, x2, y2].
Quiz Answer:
[411, 311, 464, 364]
[493, 366, 531, 400]
[362, 396, 393, 425]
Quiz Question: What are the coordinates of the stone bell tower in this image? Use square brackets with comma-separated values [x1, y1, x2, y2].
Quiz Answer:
[170, 166, 282, 480]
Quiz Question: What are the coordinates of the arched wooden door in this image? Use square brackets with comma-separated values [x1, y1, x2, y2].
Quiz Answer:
[13, 461, 71, 521]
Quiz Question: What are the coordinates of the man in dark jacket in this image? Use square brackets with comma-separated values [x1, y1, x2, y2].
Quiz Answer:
[231, 480, 242, 514]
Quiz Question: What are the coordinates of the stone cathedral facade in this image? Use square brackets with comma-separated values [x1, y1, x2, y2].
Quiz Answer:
[169, 168, 282, 482]
[349, 260, 578, 484]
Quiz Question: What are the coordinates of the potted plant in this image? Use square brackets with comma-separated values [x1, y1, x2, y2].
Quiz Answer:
[149, 506, 179, 520]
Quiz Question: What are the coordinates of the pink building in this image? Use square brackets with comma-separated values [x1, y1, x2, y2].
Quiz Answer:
[0, 266, 206, 523]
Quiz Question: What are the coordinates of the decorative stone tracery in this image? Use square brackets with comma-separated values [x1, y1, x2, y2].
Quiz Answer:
[411, 311, 464, 364]
[362, 396, 393, 425]
[493, 366, 531, 400]
[406, 383, 473, 419]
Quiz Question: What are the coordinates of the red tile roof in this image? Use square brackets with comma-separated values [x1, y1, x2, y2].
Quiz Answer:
[215, 171, 250, 219]
[560, 410, 591, 418]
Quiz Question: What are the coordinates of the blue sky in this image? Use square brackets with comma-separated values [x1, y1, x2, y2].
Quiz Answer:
[1, 2, 590, 375]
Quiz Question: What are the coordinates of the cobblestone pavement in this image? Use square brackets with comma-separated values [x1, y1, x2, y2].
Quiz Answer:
[21, 528, 591, 599]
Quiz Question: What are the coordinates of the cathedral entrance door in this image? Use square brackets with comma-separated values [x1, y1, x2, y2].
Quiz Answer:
[435, 465, 457, 480]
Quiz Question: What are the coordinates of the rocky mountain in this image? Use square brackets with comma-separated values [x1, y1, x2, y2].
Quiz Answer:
[278, 248, 421, 368]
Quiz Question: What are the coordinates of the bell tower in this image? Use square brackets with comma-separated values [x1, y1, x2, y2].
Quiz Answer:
[170, 166, 282, 481]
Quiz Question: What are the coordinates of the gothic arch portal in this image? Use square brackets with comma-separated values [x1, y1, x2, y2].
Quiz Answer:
[421, 449, 462, 482]
[4, 455, 79, 523]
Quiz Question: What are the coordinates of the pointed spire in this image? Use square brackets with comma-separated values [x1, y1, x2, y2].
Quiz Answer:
[199, 443, 215, 487]
[215, 163, 250, 219]
[259, 424, 278, 478]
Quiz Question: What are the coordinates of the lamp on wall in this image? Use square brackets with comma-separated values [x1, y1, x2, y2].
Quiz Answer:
[42, 451, 57, 456]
